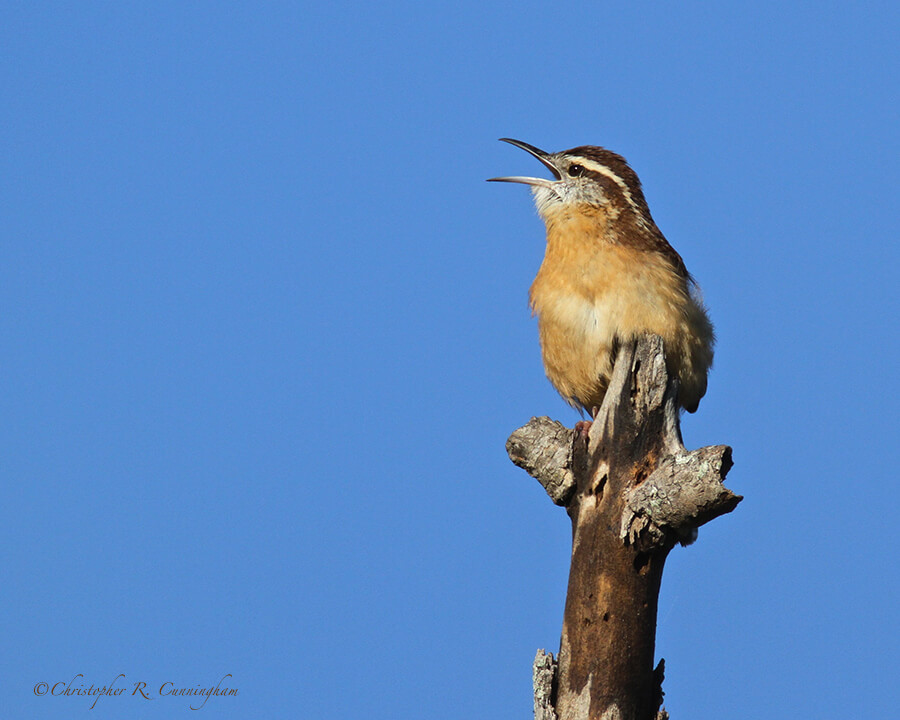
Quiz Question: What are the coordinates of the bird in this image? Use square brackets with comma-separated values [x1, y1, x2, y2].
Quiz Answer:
[489, 138, 714, 415]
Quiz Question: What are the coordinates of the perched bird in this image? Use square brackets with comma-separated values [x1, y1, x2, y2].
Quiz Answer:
[489, 138, 714, 414]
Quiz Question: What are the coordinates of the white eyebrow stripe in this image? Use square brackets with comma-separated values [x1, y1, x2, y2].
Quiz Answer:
[573, 157, 643, 218]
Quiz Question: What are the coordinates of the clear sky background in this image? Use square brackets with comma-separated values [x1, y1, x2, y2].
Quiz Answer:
[2, 2, 898, 719]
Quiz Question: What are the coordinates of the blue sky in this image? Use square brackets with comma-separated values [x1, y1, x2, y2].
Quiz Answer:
[2, 2, 898, 718]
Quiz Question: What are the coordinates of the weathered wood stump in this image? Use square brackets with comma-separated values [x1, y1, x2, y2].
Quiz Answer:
[507, 335, 741, 720]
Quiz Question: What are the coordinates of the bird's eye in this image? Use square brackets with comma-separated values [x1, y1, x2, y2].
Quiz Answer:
[568, 164, 584, 177]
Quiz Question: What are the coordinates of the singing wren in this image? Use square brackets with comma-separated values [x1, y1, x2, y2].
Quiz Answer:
[490, 138, 714, 414]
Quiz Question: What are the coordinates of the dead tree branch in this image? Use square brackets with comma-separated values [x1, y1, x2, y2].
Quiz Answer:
[507, 335, 740, 720]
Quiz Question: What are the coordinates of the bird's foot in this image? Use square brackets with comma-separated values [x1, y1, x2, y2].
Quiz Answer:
[574, 420, 592, 440]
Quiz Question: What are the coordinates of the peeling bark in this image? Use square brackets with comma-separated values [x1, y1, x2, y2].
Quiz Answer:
[533, 650, 559, 720]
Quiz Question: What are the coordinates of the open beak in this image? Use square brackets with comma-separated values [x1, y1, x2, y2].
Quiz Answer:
[487, 138, 562, 187]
